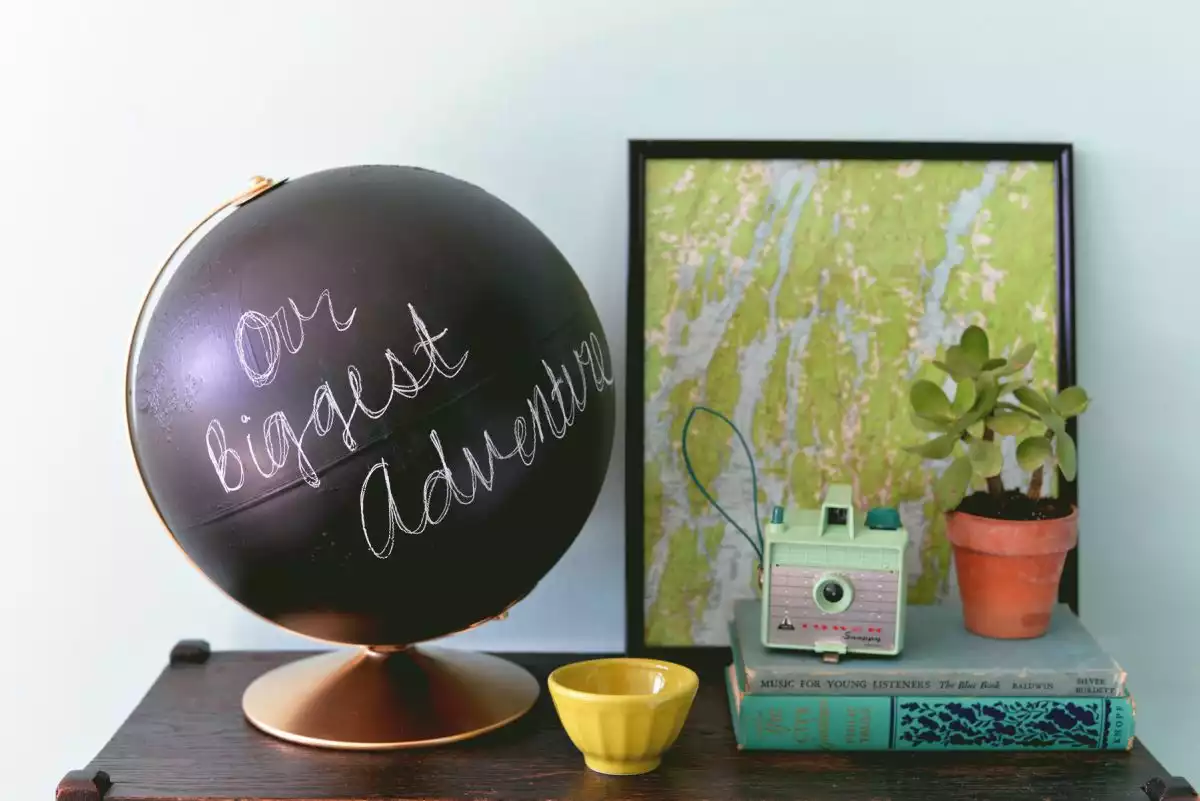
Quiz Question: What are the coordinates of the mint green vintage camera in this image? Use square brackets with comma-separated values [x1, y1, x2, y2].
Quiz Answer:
[760, 484, 909, 658]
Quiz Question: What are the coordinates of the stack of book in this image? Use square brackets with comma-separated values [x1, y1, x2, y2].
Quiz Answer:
[726, 598, 1134, 752]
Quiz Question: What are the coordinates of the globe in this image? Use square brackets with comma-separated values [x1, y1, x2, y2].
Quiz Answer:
[126, 165, 617, 650]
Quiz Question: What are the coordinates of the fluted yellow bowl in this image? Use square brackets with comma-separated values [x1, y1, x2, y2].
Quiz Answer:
[547, 657, 699, 775]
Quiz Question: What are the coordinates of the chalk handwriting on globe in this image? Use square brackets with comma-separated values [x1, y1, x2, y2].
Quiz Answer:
[232, 289, 359, 389]
[205, 289, 613, 556]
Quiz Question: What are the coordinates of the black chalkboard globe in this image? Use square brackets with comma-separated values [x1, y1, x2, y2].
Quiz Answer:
[126, 166, 616, 647]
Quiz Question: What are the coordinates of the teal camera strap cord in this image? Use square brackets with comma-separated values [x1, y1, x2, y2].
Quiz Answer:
[679, 405, 765, 562]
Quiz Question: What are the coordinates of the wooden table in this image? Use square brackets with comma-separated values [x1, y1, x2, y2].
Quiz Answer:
[56, 641, 1195, 801]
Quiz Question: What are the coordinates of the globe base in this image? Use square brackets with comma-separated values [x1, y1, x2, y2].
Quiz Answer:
[241, 644, 539, 749]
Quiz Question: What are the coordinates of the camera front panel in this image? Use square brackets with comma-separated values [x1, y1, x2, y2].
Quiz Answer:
[766, 565, 900, 652]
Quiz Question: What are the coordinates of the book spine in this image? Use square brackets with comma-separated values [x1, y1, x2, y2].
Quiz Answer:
[727, 666, 1136, 751]
[743, 665, 1126, 698]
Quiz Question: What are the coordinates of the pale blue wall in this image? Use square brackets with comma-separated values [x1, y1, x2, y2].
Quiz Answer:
[5, 0, 1198, 795]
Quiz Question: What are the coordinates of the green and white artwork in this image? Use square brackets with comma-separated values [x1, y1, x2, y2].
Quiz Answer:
[639, 155, 1064, 648]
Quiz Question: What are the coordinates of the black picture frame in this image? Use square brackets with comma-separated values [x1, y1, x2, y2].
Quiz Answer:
[625, 139, 1077, 661]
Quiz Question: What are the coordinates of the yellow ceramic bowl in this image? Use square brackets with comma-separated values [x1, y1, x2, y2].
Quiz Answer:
[547, 657, 699, 776]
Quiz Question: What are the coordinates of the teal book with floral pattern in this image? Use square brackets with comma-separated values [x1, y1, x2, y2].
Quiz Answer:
[726, 664, 1136, 751]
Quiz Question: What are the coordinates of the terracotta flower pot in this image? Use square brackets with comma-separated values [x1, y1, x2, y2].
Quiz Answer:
[945, 507, 1078, 639]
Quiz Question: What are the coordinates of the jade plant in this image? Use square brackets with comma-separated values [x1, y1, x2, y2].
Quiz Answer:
[905, 325, 1089, 513]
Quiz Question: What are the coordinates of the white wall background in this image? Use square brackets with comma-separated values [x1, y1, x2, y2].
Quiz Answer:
[4, 0, 1198, 796]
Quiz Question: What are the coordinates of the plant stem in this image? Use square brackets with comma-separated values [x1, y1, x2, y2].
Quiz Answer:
[996, 401, 1038, 418]
[1028, 429, 1054, 501]
[982, 427, 1004, 496]
[1028, 466, 1044, 500]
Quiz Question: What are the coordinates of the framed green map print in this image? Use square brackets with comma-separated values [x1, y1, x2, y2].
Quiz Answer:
[625, 140, 1076, 656]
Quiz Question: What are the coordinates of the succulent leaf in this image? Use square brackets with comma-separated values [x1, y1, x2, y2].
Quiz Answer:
[968, 439, 1004, 478]
[996, 401, 1037, 418]
[935, 456, 974, 512]
[1043, 410, 1067, 437]
[1053, 386, 1090, 418]
[1002, 343, 1036, 374]
[932, 359, 972, 380]
[904, 433, 959, 459]
[966, 419, 985, 438]
[981, 357, 1007, 371]
[959, 374, 1000, 429]
[951, 380, 977, 415]
[960, 325, 989, 366]
[911, 379, 953, 420]
[1016, 436, 1052, 472]
[1057, 431, 1078, 481]
[988, 410, 1031, 436]
[1014, 386, 1052, 416]
[911, 413, 950, 433]
[943, 345, 980, 379]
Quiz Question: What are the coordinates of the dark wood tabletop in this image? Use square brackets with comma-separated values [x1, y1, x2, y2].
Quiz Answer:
[56, 641, 1195, 801]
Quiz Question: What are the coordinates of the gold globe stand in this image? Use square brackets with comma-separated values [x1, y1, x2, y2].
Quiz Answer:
[242, 645, 540, 749]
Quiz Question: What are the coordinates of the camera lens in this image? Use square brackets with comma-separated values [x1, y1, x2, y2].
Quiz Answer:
[821, 581, 844, 604]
